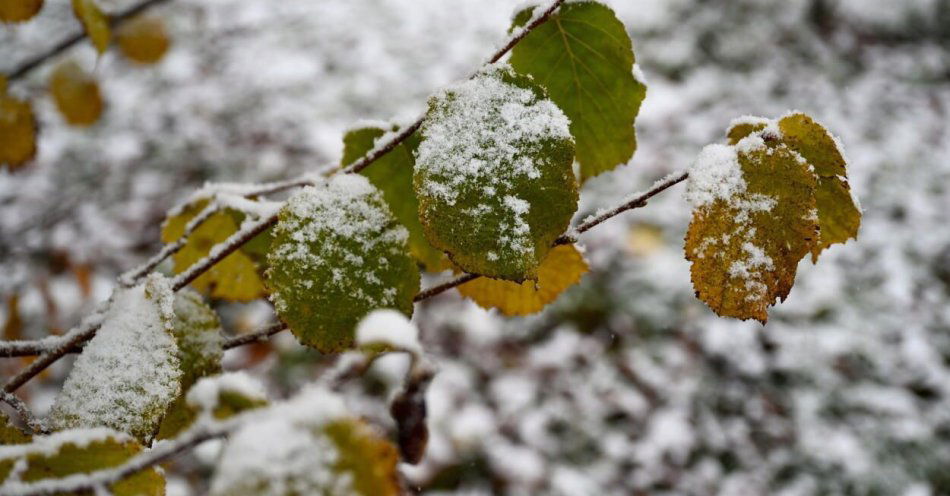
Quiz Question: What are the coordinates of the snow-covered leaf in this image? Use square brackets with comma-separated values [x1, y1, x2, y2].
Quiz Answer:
[414, 64, 577, 282]
[49, 60, 104, 127]
[685, 133, 818, 323]
[71, 0, 109, 54]
[509, 1, 646, 181]
[185, 372, 268, 421]
[266, 175, 419, 352]
[161, 201, 267, 302]
[49, 275, 182, 443]
[116, 15, 170, 64]
[457, 244, 588, 316]
[727, 113, 862, 260]
[156, 289, 224, 440]
[344, 125, 446, 272]
[0, 429, 164, 495]
[0, 0, 42, 23]
[210, 388, 398, 496]
[0, 80, 37, 169]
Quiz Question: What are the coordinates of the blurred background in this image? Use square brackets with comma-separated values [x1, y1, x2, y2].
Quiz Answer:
[2, 0, 950, 494]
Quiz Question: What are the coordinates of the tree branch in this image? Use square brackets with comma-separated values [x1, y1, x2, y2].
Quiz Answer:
[0, 391, 47, 434]
[222, 322, 287, 350]
[5, 0, 174, 83]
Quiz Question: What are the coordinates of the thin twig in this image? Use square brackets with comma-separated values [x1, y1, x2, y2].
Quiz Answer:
[5, 0, 174, 82]
[222, 322, 287, 350]
[0, 391, 47, 434]
[170, 214, 278, 292]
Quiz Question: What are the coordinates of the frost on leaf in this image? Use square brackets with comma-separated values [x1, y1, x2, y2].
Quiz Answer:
[727, 112, 862, 260]
[49, 274, 182, 443]
[343, 125, 445, 272]
[414, 64, 577, 282]
[0, 428, 164, 495]
[161, 201, 267, 301]
[116, 15, 170, 64]
[71, 0, 109, 54]
[509, 1, 646, 181]
[0, 0, 42, 23]
[157, 289, 224, 440]
[0, 79, 37, 169]
[210, 387, 399, 496]
[685, 134, 818, 323]
[457, 244, 588, 316]
[265, 175, 420, 352]
[49, 60, 104, 127]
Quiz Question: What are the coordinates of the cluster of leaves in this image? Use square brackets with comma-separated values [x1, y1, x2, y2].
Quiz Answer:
[161, 0, 643, 353]
[0, 0, 170, 170]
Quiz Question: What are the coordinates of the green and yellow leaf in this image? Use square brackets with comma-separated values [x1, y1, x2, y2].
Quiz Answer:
[0, 430, 164, 495]
[265, 175, 420, 352]
[414, 64, 577, 281]
[726, 113, 861, 260]
[323, 419, 400, 496]
[0, 79, 37, 169]
[343, 125, 445, 271]
[457, 244, 588, 316]
[116, 15, 169, 64]
[509, 1, 646, 181]
[685, 138, 818, 323]
[71, 0, 109, 53]
[0, 0, 43, 23]
[49, 60, 103, 127]
[161, 201, 268, 302]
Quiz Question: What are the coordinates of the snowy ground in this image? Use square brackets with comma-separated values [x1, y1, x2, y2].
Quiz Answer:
[2, 0, 950, 494]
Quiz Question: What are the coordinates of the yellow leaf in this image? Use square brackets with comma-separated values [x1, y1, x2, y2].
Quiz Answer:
[685, 139, 818, 323]
[457, 244, 588, 316]
[117, 15, 169, 64]
[161, 202, 267, 302]
[71, 0, 110, 53]
[323, 419, 400, 496]
[0, 0, 43, 23]
[0, 80, 38, 169]
[49, 60, 103, 127]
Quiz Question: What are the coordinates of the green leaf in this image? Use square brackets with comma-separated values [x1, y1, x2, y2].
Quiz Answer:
[414, 64, 577, 281]
[49, 275, 182, 444]
[0, 0, 43, 23]
[0, 429, 165, 495]
[509, 1, 646, 181]
[343, 125, 445, 272]
[156, 289, 224, 440]
[161, 201, 269, 302]
[685, 137, 818, 323]
[265, 175, 420, 352]
[71, 0, 110, 54]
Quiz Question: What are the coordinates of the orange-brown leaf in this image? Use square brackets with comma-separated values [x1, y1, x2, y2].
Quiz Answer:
[49, 60, 104, 126]
[117, 15, 170, 64]
[0, 83, 38, 168]
[0, 0, 43, 23]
